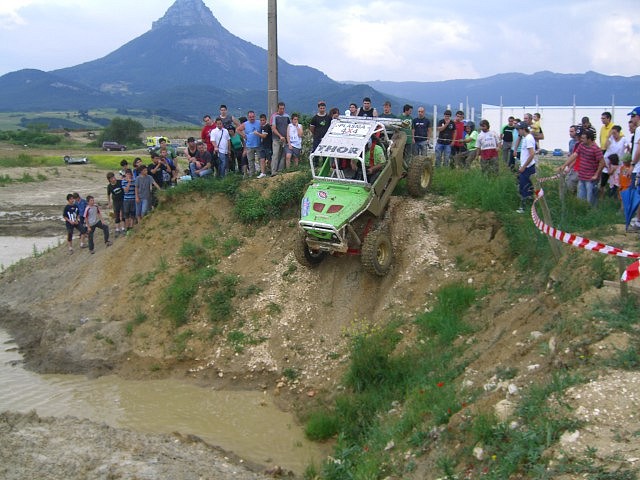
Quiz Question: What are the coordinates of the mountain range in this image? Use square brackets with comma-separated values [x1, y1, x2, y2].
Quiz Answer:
[0, 0, 638, 128]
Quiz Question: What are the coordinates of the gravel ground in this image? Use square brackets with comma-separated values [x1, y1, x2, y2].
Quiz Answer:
[0, 411, 276, 480]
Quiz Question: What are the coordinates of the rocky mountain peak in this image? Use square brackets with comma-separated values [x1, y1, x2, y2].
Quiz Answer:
[152, 0, 222, 29]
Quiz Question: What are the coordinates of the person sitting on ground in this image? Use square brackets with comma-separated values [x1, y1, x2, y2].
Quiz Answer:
[158, 146, 178, 185]
[84, 195, 112, 254]
[184, 137, 198, 169]
[63, 193, 87, 254]
[189, 141, 213, 178]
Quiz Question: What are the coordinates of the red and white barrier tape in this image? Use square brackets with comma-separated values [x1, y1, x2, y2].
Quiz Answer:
[531, 174, 640, 282]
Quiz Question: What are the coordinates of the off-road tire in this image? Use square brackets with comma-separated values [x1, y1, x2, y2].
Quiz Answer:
[294, 230, 327, 268]
[361, 229, 393, 276]
[64, 156, 70, 164]
[407, 155, 433, 197]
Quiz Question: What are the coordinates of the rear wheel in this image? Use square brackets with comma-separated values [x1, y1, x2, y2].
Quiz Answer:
[294, 230, 327, 268]
[361, 229, 392, 276]
[407, 155, 433, 197]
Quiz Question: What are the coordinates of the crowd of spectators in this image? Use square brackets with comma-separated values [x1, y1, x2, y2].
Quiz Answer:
[64, 100, 640, 253]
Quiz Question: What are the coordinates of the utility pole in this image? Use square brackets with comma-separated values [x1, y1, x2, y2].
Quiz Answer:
[267, 0, 278, 119]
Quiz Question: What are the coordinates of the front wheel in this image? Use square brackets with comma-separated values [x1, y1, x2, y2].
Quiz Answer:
[294, 230, 327, 268]
[407, 155, 433, 197]
[361, 229, 393, 276]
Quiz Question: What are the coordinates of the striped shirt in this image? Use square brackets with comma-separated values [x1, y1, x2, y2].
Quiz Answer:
[576, 143, 603, 181]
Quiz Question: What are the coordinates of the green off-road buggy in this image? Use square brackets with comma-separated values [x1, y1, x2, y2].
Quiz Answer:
[294, 116, 433, 276]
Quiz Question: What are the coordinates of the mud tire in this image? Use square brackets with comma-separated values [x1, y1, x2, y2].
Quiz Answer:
[294, 230, 327, 268]
[361, 229, 393, 276]
[407, 155, 433, 197]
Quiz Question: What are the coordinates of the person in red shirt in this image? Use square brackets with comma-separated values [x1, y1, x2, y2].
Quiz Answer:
[200, 114, 215, 156]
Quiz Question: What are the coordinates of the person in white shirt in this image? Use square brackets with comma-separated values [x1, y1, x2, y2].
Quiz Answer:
[516, 121, 537, 213]
[285, 113, 303, 168]
[210, 117, 231, 177]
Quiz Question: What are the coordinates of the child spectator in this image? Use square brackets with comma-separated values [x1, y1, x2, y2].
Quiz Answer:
[135, 165, 160, 220]
[106, 172, 124, 236]
[121, 169, 136, 231]
[620, 155, 633, 193]
[84, 195, 111, 254]
[63, 193, 87, 254]
[285, 113, 303, 168]
[606, 154, 620, 199]
[72, 192, 88, 248]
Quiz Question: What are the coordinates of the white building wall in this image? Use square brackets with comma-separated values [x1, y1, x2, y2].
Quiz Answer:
[481, 105, 634, 152]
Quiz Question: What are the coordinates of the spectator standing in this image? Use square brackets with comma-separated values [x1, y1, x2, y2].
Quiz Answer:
[451, 111, 467, 159]
[84, 195, 112, 254]
[413, 106, 432, 156]
[135, 165, 160, 219]
[285, 113, 303, 168]
[63, 193, 87, 254]
[201, 115, 216, 156]
[500, 116, 516, 169]
[476, 120, 500, 175]
[516, 121, 537, 213]
[121, 169, 136, 231]
[357, 97, 378, 117]
[309, 101, 331, 155]
[379, 101, 396, 119]
[346, 103, 358, 117]
[106, 172, 124, 236]
[564, 129, 604, 207]
[219, 104, 240, 130]
[256, 113, 272, 178]
[237, 111, 261, 175]
[453, 122, 478, 169]
[628, 107, 640, 229]
[72, 192, 88, 248]
[435, 110, 455, 167]
[602, 125, 629, 196]
[210, 117, 231, 177]
[228, 126, 244, 173]
[270, 102, 290, 175]
[599, 112, 615, 151]
[399, 104, 414, 162]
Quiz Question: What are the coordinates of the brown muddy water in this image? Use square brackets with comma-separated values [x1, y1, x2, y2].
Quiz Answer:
[0, 328, 325, 473]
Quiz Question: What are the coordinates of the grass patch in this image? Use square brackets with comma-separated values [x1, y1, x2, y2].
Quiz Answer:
[310, 283, 477, 478]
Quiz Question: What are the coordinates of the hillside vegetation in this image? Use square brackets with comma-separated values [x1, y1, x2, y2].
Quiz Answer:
[0, 160, 639, 479]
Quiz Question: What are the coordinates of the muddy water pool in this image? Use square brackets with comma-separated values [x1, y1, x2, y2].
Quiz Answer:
[0, 328, 326, 473]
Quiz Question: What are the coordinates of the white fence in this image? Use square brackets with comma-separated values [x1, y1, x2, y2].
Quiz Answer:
[480, 104, 635, 152]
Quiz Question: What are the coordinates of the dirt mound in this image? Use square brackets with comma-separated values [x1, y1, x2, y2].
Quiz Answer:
[1, 166, 638, 478]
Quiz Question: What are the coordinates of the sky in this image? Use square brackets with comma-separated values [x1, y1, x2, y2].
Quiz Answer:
[1, 0, 639, 82]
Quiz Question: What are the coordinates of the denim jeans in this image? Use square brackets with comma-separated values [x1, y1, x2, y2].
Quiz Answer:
[414, 141, 429, 156]
[577, 179, 598, 207]
[217, 153, 228, 177]
[435, 143, 451, 167]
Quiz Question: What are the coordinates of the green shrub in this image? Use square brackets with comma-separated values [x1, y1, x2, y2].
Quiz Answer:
[305, 411, 339, 441]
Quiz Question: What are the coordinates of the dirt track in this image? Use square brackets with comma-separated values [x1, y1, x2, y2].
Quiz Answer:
[1, 164, 639, 479]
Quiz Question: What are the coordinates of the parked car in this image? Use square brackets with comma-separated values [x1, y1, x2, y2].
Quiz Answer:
[63, 155, 89, 164]
[102, 141, 127, 151]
